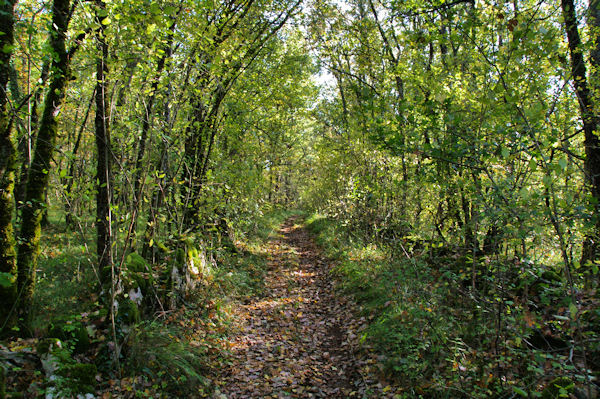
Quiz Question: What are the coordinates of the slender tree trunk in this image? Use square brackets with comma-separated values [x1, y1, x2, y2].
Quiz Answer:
[182, 87, 225, 229]
[16, 0, 72, 334]
[590, 0, 600, 96]
[182, 100, 207, 230]
[142, 103, 172, 261]
[141, 145, 168, 261]
[561, 0, 600, 267]
[95, 0, 113, 287]
[65, 88, 95, 227]
[0, 0, 19, 336]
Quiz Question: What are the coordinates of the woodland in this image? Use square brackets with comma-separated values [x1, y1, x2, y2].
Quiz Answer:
[1, 0, 600, 397]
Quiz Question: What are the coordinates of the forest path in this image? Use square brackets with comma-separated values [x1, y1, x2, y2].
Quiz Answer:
[213, 217, 392, 398]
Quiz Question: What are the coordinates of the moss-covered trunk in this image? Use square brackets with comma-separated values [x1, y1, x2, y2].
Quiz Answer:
[16, 0, 72, 333]
[0, 0, 19, 336]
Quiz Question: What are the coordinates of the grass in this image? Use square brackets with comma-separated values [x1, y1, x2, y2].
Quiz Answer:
[33, 209, 97, 333]
[305, 215, 452, 385]
[31, 206, 299, 331]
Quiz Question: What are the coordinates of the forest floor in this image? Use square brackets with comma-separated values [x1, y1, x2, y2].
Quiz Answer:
[212, 217, 401, 398]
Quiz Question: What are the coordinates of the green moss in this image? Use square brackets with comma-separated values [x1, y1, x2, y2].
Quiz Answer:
[0, 17, 19, 338]
[126, 252, 148, 273]
[125, 252, 154, 296]
[541, 270, 562, 283]
[118, 299, 140, 325]
[15, 0, 72, 336]
[36, 338, 62, 355]
[56, 363, 97, 394]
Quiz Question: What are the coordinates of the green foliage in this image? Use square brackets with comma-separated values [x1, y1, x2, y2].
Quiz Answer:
[47, 316, 90, 354]
[32, 215, 95, 332]
[125, 322, 210, 396]
[306, 214, 595, 397]
[55, 363, 97, 394]
[541, 377, 575, 399]
[0, 273, 15, 288]
[3, 0, 599, 395]
[36, 336, 97, 397]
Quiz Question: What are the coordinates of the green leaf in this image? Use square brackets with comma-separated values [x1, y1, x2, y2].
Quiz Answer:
[529, 158, 537, 171]
[513, 386, 528, 397]
[543, 175, 552, 187]
[501, 147, 510, 158]
[2, 44, 15, 54]
[0, 272, 16, 288]
[558, 158, 567, 170]
[569, 302, 578, 319]
[519, 187, 529, 199]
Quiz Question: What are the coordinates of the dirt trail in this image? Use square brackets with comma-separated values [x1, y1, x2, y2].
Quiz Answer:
[214, 217, 380, 398]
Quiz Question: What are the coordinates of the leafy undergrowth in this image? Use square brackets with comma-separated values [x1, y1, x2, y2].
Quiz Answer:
[305, 214, 600, 398]
[1, 209, 298, 398]
[32, 214, 97, 335]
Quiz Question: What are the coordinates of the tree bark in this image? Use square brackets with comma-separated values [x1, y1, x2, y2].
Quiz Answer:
[561, 0, 600, 267]
[182, 87, 226, 230]
[0, 0, 19, 336]
[95, 0, 113, 287]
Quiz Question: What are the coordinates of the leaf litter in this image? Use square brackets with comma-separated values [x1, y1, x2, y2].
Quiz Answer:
[213, 217, 402, 398]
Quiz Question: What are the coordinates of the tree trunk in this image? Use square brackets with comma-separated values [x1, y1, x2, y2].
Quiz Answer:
[15, 61, 48, 209]
[95, 0, 113, 288]
[0, 0, 19, 336]
[16, 0, 72, 334]
[561, 0, 600, 267]
[182, 87, 225, 230]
